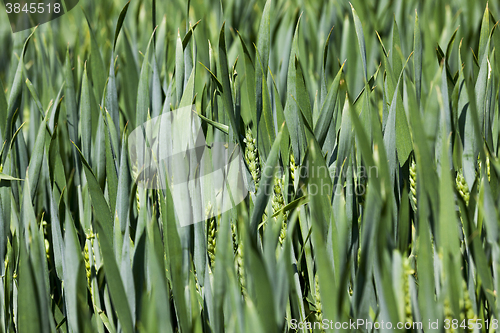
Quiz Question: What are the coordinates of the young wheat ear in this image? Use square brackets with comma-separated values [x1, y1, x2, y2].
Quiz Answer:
[231, 222, 247, 296]
[206, 202, 217, 267]
[314, 277, 323, 323]
[477, 155, 491, 182]
[289, 153, 297, 185]
[455, 170, 469, 206]
[409, 158, 417, 212]
[460, 280, 476, 327]
[403, 256, 414, 325]
[272, 173, 287, 246]
[244, 127, 260, 191]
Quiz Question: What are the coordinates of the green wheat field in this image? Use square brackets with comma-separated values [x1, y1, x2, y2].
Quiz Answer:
[1, 0, 500, 331]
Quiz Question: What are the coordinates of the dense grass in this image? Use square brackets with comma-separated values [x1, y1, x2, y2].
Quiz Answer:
[1, 0, 500, 332]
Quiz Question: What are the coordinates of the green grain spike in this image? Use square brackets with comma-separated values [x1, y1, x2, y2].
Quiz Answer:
[409, 158, 417, 212]
[244, 127, 261, 190]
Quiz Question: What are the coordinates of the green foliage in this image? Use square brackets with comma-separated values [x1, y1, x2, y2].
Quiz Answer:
[0, 0, 500, 331]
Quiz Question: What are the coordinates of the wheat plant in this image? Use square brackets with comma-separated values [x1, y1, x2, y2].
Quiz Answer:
[0, 0, 500, 332]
